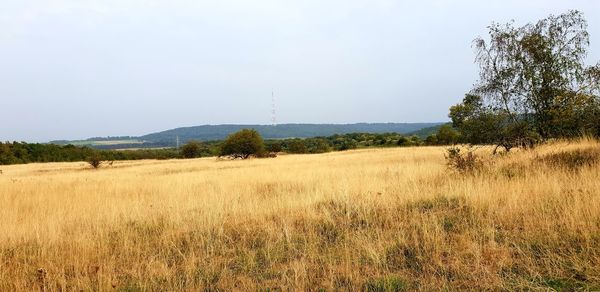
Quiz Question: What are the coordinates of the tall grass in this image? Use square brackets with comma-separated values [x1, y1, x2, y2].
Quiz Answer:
[0, 140, 599, 290]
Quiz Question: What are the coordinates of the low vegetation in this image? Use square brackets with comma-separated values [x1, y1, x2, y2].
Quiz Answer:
[0, 132, 444, 166]
[0, 142, 181, 165]
[86, 154, 103, 169]
[0, 139, 599, 290]
[444, 146, 484, 175]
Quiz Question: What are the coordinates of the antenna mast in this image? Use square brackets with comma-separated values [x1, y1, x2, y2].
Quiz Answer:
[271, 90, 277, 126]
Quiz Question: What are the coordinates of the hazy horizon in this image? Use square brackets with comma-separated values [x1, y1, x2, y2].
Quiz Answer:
[1, 0, 599, 142]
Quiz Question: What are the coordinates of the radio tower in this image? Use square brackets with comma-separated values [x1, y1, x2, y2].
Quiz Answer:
[271, 90, 277, 126]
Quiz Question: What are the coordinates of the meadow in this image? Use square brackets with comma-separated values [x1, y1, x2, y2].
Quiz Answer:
[0, 139, 599, 290]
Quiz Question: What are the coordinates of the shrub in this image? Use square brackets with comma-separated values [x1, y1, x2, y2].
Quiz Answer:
[180, 140, 204, 158]
[445, 146, 483, 174]
[397, 136, 410, 146]
[87, 154, 103, 169]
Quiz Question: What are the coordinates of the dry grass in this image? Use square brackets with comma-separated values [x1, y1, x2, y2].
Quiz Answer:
[0, 139, 599, 290]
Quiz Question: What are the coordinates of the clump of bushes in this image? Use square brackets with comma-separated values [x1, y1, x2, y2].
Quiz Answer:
[180, 140, 210, 158]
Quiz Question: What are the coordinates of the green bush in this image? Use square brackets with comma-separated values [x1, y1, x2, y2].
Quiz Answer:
[180, 140, 204, 158]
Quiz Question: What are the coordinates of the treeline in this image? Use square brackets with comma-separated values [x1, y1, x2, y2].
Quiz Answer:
[0, 131, 456, 165]
[267, 132, 445, 154]
[182, 131, 455, 159]
[0, 142, 180, 165]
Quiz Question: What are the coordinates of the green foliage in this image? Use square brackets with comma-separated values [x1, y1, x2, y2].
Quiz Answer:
[363, 275, 407, 291]
[396, 136, 410, 146]
[396, 135, 422, 147]
[285, 139, 308, 154]
[468, 10, 600, 144]
[449, 94, 540, 152]
[303, 138, 331, 153]
[265, 142, 282, 153]
[219, 129, 266, 159]
[546, 93, 600, 138]
[429, 124, 460, 145]
[424, 134, 437, 145]
[436, 125, 459, 144]
[1, 132, 429, 165]
[276, 133, 414, 153]
[0, 141, 181, 166]
[180, 140, 207, 158]
[449, 94, 500, 144]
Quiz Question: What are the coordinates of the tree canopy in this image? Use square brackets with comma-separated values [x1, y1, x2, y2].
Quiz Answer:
[452, 10, 600, 151]
[180, 140, 208, 158]
[219, 129, 266, 159]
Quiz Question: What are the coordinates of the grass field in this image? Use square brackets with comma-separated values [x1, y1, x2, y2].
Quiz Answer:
[0, 140, 599, 290]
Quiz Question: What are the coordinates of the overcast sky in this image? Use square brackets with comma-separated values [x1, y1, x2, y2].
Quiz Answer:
[1, 0, 599, 142]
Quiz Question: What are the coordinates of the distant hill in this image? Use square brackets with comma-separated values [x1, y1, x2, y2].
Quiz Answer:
[405, 123, 449, 139]
[141, 123, 443, 142]
[51, 123, 443, 149]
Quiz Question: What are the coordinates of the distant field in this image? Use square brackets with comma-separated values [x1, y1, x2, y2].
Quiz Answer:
[113, 147, 171, 151]
[0, 141, 599, 290]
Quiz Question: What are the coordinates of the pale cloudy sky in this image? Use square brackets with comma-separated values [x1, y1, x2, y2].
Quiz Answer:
[1, 0, 599, 142]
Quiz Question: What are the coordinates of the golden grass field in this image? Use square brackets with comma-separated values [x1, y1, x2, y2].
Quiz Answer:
[0, 139, 599, 290]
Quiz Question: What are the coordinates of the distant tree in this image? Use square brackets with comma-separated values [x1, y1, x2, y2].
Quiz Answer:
[219, 129, 265, 159]
[266, 142, 283, 153]
[287, 140, 308, 154]
[397, 135, 422, 147]
[335, 140, 357, 151]
[424, 134, 438, 145]
[397, 136, 410, 146]
[471, 10, 599, 140]
[0, 143, 16, 165]
[409, 135, 422, 146]
[310, 139, 331, 153]
[435, 125, 461, 145]
[180, 140, 204, 158]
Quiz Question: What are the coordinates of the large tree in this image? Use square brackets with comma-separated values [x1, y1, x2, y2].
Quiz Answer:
[219, 129, 265, 159]
[469, 10, 599, 140]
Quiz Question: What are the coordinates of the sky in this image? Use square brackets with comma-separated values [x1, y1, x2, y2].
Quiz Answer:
[1, 0, 599, 142]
